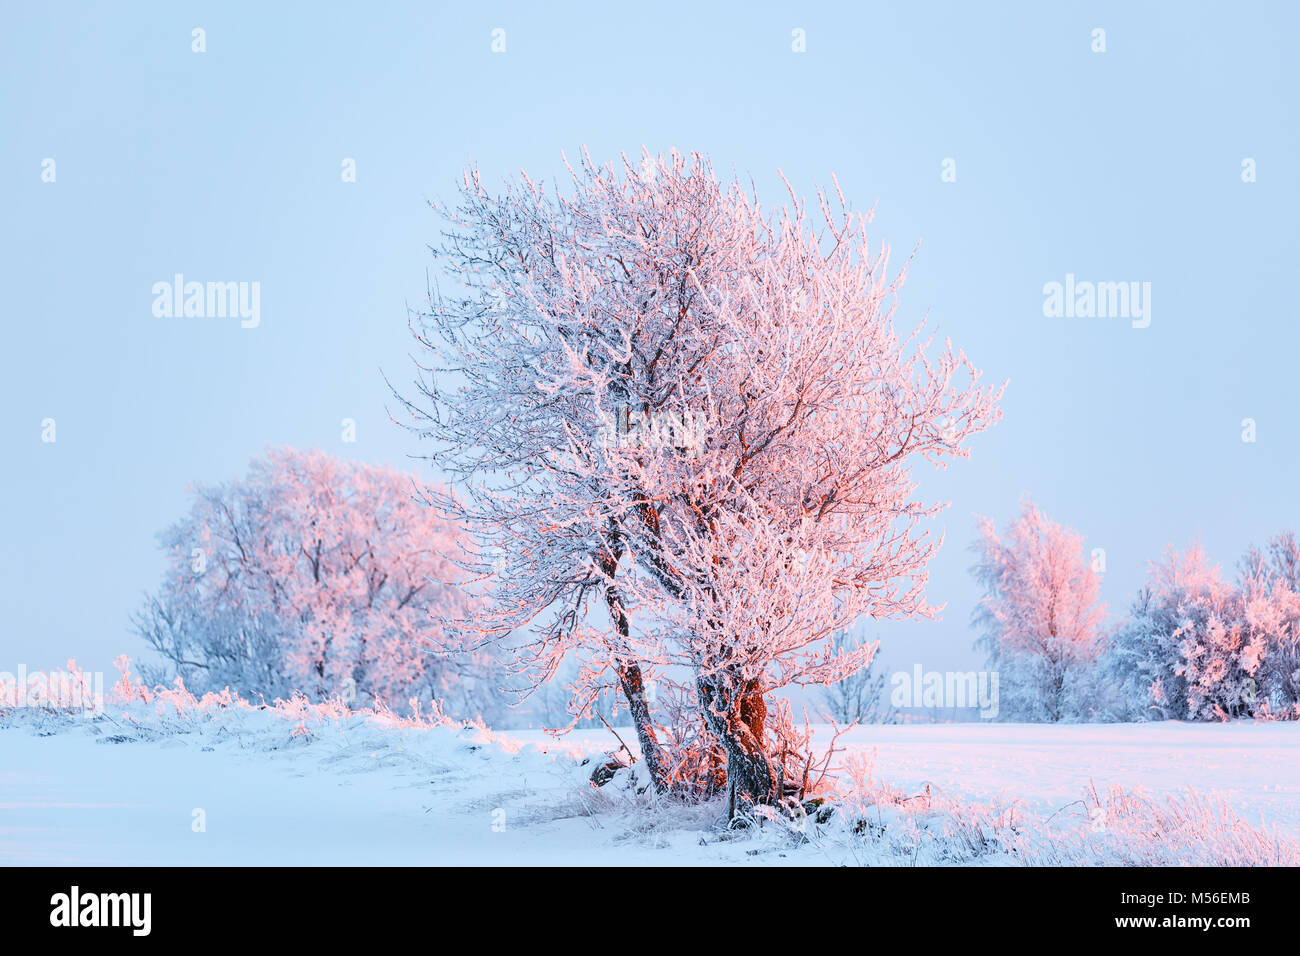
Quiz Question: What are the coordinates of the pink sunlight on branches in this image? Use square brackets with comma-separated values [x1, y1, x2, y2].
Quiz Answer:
[133, 447, 495, 718]
[1146, 546, 1275, 721]
[971, 497, 1109, 721]
[1104, 533, 1300, 722]
[397, 147, 1003, 812]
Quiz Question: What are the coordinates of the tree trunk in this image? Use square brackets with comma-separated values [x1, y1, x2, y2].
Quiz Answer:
[1048, 668, 1064, 722]
[600, 533, 669, 794]
[616, 660, 669, 793]
[698, 673, 778, 817]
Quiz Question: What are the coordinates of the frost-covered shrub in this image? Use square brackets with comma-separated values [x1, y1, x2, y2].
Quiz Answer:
[1107, 545, 1272, 720]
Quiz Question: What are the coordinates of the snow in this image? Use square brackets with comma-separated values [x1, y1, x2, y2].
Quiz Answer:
[3, 707, 1297, 866]
[826, 722, 1300, 835]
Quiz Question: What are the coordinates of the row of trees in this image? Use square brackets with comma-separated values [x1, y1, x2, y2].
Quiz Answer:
[970, 497, 1300, 722]
[167, 152, 1297, 802]
[132, 149, 1288, 825]
[140, 151, 1004, 813]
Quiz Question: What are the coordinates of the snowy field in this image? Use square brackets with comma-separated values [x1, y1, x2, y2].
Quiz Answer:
[3, 699, 1297, 867]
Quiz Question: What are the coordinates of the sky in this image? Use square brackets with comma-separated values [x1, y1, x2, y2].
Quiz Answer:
[2, 1, 1297, 685]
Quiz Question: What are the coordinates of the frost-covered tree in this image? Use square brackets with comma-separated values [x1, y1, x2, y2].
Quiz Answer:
[970, 498, 1108, 721]
[1237, 532, 1300, 712]
[398, 149, 1002, 811]
[1107, 545, 1267, 721]
[133, 447, 496, 718]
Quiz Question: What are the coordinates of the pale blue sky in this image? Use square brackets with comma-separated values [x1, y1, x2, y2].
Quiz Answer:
[2, 1, 1296, 682]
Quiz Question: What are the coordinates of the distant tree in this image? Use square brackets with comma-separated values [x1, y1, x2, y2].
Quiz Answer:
[529, 660, 623, 731]
[818, 629, 895, 724]
[1237, 532, 1300, 712]
[970, 497, 1108, 721]
[133, 447, 498, 719]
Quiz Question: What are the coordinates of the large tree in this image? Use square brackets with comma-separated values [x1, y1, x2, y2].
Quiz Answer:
[399, 149, 1001, 811]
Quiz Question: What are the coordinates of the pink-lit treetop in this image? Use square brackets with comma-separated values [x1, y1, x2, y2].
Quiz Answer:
[1240, 532, 1300, 710]
[972, 497, 1109, 721]
[135, 447, 489, 717]
[1156, 544, 1269, 720]
[1113, 543, 1272, 720]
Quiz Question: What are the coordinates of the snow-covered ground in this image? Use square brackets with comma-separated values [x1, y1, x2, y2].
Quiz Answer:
[3, 703, 1297, 866]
